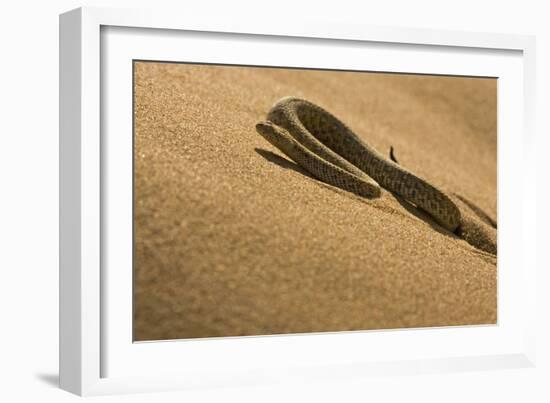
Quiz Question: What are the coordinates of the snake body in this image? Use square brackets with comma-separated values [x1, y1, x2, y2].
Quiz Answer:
[256, 97, 462, 232]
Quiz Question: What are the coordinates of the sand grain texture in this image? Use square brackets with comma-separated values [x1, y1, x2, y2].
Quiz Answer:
[133, 62, 497, 341]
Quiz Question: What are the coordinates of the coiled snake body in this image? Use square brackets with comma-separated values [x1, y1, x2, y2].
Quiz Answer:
[256, 97, 497, 255]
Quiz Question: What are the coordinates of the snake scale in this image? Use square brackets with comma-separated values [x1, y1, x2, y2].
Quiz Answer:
[256, 96, 497, 255]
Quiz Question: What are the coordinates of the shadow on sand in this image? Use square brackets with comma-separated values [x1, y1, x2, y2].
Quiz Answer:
[255, 148, 315, 179]
[255, 146, 497, 258]
[255, 147, 457, 239]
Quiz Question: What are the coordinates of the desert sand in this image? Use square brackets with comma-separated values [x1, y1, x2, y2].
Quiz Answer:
[133, 61, 497, 341]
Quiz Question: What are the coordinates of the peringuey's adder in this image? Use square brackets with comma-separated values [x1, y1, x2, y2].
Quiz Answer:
[255, 96, 463, 232]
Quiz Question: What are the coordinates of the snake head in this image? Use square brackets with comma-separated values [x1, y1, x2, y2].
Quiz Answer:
[255, 121, 275, 136]
[256, 121, 303, 163]
[255, 121, 288, 148]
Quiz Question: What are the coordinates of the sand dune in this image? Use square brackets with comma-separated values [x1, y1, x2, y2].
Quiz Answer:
[133, 62, 497, 341]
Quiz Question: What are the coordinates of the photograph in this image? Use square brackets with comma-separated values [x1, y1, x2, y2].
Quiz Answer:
[133, 61, 497, 342]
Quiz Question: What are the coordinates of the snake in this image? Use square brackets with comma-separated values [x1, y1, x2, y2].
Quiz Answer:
[256, 96, 497, 255]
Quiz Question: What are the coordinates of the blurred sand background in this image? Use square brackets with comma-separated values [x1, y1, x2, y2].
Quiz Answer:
[133, 61, 497, 341]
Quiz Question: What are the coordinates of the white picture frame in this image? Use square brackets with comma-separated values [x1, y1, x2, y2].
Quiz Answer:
[59, 6, 537, 396]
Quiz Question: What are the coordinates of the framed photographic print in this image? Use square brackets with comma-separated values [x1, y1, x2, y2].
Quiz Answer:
[59, 6, 537, 396]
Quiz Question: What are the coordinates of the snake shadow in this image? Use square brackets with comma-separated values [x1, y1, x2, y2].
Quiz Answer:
[255, 148, 318, 179]
[256, 147, 379, 202]
[391, 194, 463, 240]
[452, 193, 497, 229]
[255, 147, 459, 241]
[255, 148, 377, 199]
[256, 147, 497, 259]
